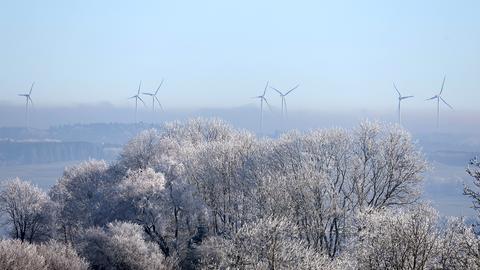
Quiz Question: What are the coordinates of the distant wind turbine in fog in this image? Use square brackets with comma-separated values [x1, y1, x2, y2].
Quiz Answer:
[270, 84, 299, 118]
[253, 81, 272, 133]
[18, 82, 35, 128]
[129, 81, 146, 123]
[143, 79, 164, 113]
[426, 76, 453, 128]
[393, 83, 413, 125]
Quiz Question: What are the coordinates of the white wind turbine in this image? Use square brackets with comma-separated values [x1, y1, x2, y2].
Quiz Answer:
[253, 81, 272, 133]
[426, 76, 453, 128]
[143, 79, 164, 113]
[129, 81, 146, 123]
[18, 82, 35, 128]
[270, 84, 299, 118]
[393, 82, 413, 124]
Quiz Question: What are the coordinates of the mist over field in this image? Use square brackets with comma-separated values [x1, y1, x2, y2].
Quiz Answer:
[1, 102, 480, 133]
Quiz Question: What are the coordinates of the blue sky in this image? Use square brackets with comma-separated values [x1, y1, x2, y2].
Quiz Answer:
[1, 0, 479, 111]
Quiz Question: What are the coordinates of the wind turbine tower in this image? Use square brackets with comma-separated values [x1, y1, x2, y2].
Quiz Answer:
[253, 81, 272, 133]
[18, 82, 35, 128]
[270, 84, 299, 119]
[143, 79, 164, 113]
[393, 82, 413, 125]
[426, 76, 453, 128]
[129, 81, 146, 123]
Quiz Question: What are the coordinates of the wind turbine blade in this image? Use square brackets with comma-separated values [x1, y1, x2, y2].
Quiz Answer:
[29, 82, 35, 95]
[155, 79, 164, 95]
[285, 84, 299, 95]
[440, 97, 453, 109]
[403, 95, 414, 99]
[393, 82, 401, 97]
[129, 95, 137, 99]
[263, 81, 269, 96]
[138, 81, 142, 95]
[138, 96, 147, 106]
[18, 94, 27, 96]
[28, 96, 34, 107]
[263, 98, 273, 112]
[142, 92, 153, 96]
[155, 96, 163, 111]
[269, 86, 283, 95]
[425, 96, 437, 101]
[439, 75, 446, 95]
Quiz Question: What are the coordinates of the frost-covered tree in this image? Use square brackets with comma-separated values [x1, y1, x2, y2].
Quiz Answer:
[4, 118, 455, 269]
[117, 168, 171, 256]
[350, 204, 439, 270]
[436, 217, 480, 269]
[161, 118, 238, 146]
[464, 157, 480, 218]
[351, 121, 427, 208]
[183, 132, 257, 236]
[249, 122, 426, 257]
[49, 159, 115, 244]
[34, 240, 90, 270]
[0, 178, 53, 243]
[118, 119, 239, 172]
[253, 129, 352, 257]
[0, 239, 88, 270]
[345, 204, 480, 270]
[160, 160, 207, 262]
[198, 217, 339, 270]
[119, 129, 162, 171]
[0, 239, 46, 269]
[78, 221, 173, 270]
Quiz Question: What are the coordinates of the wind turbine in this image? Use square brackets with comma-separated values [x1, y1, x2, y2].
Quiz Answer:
[253, 81, 272, 133]
[270, 84, 299, 118]
[393, 82, 413, 124]
[426, 75, 453, 128]
[18, 82, 35, 128]
[143, 79, 164, 113]
[129, 81, 146, 123]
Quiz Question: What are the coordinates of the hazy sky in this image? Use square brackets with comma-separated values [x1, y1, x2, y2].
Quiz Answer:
[1, 0, 479, 111]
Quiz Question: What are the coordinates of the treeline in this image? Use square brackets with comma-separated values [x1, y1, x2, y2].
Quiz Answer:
[0, 118, 479, 270]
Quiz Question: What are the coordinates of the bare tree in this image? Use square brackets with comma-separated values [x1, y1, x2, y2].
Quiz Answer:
[117, 168, 171, 257]
[249, 122, 426, 257]
[436, 217, 480, 269]
[119, 129, 162, 171]
[350, 204, 439, 270]
[49, 160, 114, 244]
[351, 121, 427, 209]
[464, 157, 480, 217]
[0, 178, 52, 243]
[183, 133, 257, 236]
[78, 222, 174, 270]
[0, 239, 89, 270]
[199, 217, 340, 270]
